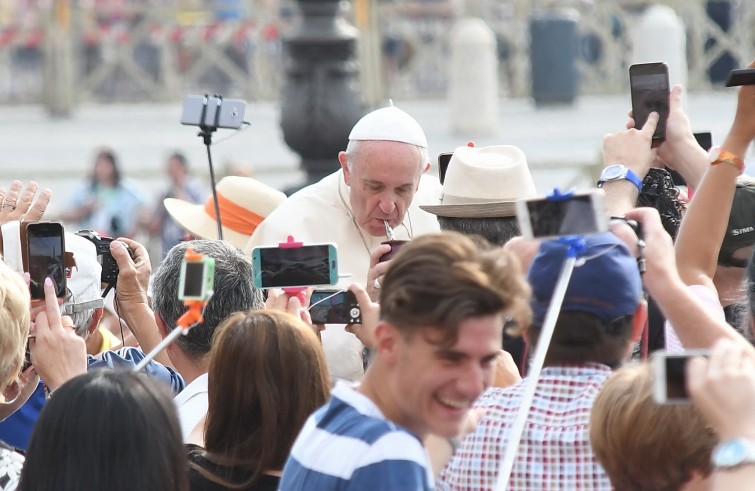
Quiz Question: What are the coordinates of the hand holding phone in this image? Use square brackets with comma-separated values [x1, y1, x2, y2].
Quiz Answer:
[630, 62, 670, 141]
[686, 339, 755, 440]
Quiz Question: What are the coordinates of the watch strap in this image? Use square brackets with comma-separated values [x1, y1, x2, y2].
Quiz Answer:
[598, 165, 643, 192]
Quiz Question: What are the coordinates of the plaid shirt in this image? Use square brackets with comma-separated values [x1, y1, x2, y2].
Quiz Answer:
[437, 364, 614, 491]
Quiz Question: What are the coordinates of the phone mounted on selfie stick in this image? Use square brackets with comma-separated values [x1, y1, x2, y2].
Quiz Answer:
[133, 247, 215, 372]
[278, 235, 308, 304]
[495, 189, 586, 491]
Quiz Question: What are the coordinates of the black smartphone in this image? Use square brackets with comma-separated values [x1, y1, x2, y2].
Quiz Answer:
[516, 191, 608, 239]
[652, 350, 710, 404]
[725, 68, 755, 87]
[630, 62, 670, 141]
[438, 152, 453, 185]
[309, 289, 361, 324]
[26, 222, 66, 299]
[251, 244, 338, 289]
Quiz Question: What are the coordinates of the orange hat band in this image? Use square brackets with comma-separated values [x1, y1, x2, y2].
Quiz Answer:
[203, 192, 265, 236]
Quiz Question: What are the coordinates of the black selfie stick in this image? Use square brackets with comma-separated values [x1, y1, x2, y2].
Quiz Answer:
[197, 94, 224, 241]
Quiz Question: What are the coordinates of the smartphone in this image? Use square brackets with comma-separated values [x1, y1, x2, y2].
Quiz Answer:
[26, 222, 66, 299]
[438, 152, 453, 185]
[178, 255, 216, 302]
[252, 244, 338, 289]
[180, 95, 246, 129]
[309, 289, 361, 324]
[725, 68, 755, 87]
[652, 350, 710, 404]
[629, 62, 670, 141]
[516, 191, 608, 239]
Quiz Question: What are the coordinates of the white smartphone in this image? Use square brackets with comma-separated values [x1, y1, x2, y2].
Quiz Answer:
[516, 191, 608, 240]
[651, 350, 710, 405]
[180, 95, 246, 130]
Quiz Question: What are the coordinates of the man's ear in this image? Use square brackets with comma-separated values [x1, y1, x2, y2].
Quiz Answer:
[422, 161, 430, 174]
[338, 151, 352, 186]
[88, 307, 104, 336]
[630, 300, 648, 342]
[373, 322, 399, 364]
[154, 313, 169, 339]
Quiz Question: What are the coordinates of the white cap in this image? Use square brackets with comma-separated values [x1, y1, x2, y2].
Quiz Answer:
[348, 106, 428, 148]
[62, 233, 104, 315]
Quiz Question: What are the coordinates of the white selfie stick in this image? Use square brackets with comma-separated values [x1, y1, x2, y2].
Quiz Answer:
[494, 254, 577, 491]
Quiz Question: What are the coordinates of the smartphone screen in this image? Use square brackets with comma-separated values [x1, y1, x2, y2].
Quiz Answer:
[517, 193, 607, 239]
[438, 152, 453, 184]
[630, 62, 670, 141]
[182, 261, 206, 299]
[26, 222, 66, 299]
[309, 289, 361, 324]
[253, 244, 337, 288]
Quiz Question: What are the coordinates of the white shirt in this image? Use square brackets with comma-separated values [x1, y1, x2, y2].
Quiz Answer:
[174, 372, 209, 441]
[246, 170, 441, 381]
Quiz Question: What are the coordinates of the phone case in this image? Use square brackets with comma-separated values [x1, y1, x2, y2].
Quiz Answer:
[23, 221, 70, 298]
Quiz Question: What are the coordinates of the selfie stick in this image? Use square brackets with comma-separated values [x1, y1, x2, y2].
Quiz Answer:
[197, 94, 224, 241]
[278, 235, 307, 304]
[494, 237, 584, 491]
[133, 248, 214, 372]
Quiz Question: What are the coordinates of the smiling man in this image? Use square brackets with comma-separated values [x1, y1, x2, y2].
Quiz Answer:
[279, 232, 531, 490]
[245, 105, 442, 382]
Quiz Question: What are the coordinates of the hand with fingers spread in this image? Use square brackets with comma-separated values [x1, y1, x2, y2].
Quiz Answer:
[29, 277, 87, 392]
[344, 283, 379, 349]
[0, 180, 52, 225]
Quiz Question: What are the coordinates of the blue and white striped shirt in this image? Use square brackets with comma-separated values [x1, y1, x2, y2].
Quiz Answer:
[280, 381, 434, 490]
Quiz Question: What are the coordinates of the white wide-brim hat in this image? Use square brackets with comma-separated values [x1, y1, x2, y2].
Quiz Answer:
[420, 145, 537, 218]
[164, 176, 287, 251]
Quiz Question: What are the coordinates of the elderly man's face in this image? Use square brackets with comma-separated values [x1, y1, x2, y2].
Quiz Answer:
[339, 140, 424, 237]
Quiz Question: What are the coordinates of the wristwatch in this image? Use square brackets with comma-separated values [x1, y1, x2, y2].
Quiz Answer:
[708, 146, 745, 174]
[597, 164, 643, 192]
[712, 438, 755, 470]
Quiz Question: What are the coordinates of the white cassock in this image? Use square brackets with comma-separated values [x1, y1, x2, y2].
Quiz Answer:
[245, 169, 441, 381]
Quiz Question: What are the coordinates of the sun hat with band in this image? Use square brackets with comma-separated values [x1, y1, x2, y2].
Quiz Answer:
[164, 176, 287, 251]
[420, 145, 537, 218]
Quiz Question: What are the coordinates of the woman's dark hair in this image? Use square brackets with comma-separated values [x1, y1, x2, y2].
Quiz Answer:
[197, 310, 330, 488]
[19, 370, 188, 491]
[637, 168, 685, 240]
[90, 147, 122, 189]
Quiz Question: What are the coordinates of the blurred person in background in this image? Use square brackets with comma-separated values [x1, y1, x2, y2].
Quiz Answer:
[145, 151, 206, 258]
[60, 147, 146, 237]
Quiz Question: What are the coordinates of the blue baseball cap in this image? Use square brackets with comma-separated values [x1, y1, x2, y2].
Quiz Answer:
[527, 233, 643, 326]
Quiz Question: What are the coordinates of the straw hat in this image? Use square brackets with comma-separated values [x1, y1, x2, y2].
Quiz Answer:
[164, 176, 286, 250]
[420, 145, 537, 218]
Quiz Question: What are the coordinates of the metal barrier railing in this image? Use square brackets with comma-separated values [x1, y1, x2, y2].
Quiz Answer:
[0, 0, 752, 106]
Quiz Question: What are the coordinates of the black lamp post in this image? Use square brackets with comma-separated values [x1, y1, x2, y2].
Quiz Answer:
[280, 0, 366, 191]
